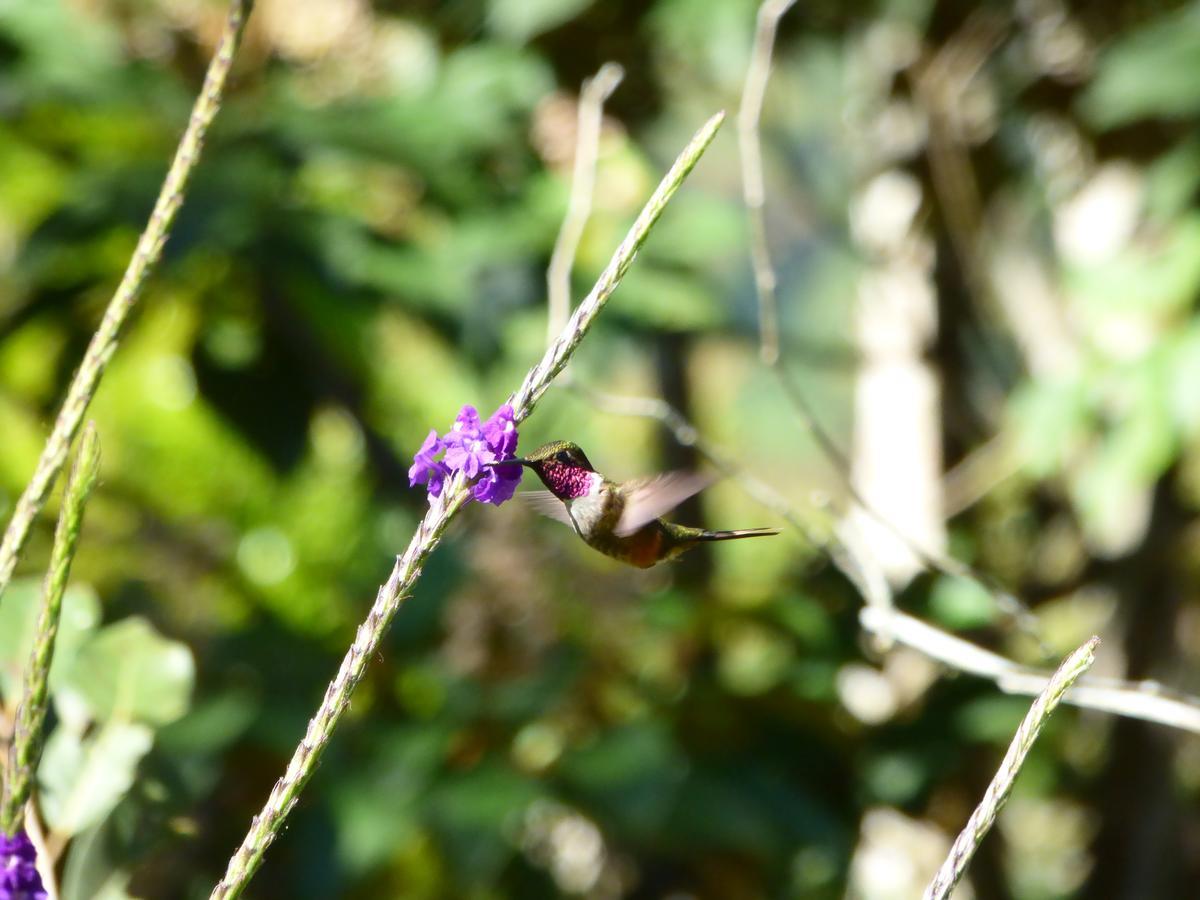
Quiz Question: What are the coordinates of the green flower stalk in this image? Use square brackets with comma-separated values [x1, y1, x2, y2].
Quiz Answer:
[0, 0, 254, 612]
[1, 425, 101, 836]
[210, 111, 726, 900]
[922, 636, 1100, 900]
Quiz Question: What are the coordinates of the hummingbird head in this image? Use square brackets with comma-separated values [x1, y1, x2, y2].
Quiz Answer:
[496, 440, 597, 500]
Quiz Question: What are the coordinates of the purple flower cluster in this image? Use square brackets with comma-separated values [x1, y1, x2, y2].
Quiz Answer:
[409, 404, 522, 505]
[1, 830, 46, 900]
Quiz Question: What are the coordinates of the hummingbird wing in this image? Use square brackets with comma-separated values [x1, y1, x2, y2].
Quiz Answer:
[519, 490, 575, 527]
[614, 471, 715, 537]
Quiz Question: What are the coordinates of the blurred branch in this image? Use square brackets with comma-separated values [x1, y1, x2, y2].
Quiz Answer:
[210, 111, 727, 900]
[911, 12, 1008, 297]
[736, 0, 1043, 645]
[737, 0, 797, 368]
[548, 48, 887, 608]
[547, 63, 625, 345]
[1, 426, 101, 835]
[547, 11, 1200, 754]
[923, 636, 1098, 900]
[0, 0, 255, 611]
[580, 380, 1200, 737]
[941, 432, 1017, 517]
[862, 607, 1200, 733]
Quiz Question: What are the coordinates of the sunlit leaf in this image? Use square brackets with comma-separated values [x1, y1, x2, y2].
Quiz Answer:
[1080, 6, 1200, 127]
[61, 617, 194, 726]
[39, 721, 153, 838]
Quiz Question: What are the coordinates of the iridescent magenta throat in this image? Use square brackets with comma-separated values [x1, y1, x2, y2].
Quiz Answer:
[541, 462, 594, 499]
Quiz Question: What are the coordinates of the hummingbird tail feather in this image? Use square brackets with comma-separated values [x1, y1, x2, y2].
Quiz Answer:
[694, 527, 779, 542]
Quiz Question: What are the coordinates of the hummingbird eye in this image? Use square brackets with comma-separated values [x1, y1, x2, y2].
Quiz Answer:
[555, 450, 571, 463]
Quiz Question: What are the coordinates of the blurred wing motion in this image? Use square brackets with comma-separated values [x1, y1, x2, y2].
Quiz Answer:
[615, 471, 715, 536]
[520, 490, 575, 526]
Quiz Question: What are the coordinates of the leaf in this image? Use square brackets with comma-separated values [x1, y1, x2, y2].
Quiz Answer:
[39, 721, 153, 838]
[488, 0, 595, 43]
[61, 617, 194, 726]
[1009, 377, 1091, 477]
[0, 578, 101, 699]
[611, 265, 724, 331]
[1080, 6, 1200, 128]
[558, 723, 687, 837]
[59, 818, 136, 900]
[427, 764, 544, 884]
[1065, 215, 1200, 318]
[929, 576, 998, 630]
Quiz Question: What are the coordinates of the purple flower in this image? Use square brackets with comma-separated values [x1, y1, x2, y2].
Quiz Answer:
[1, 830, 47, 900]
[408, 429, 449, 498]
[472, 405, 521, 505]
[481, 404, 518, 457]
[443, 425, 495, 479]
[409, 403, 522, 505]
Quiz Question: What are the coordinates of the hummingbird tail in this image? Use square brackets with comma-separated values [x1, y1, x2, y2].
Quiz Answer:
[693, 527, 779, 542]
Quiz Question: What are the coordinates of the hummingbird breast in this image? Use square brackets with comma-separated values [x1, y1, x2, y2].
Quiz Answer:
[564, 485, 619, 536]
[565, 486, 670, 569]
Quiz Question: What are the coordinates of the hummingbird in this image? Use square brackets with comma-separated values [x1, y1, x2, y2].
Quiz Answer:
[492, 440, 778, 568]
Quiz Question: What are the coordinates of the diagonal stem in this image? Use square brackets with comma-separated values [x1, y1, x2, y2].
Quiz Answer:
[1, 426, 101, 836]
[0, 0, 254, 611]
[923, 636, 1099, 899]
[210, 111, 726, 900]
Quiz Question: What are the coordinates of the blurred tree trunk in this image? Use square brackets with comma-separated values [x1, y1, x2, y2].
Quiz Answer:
[1081, 476, 1195, 898]
[655, 331, 711, 587]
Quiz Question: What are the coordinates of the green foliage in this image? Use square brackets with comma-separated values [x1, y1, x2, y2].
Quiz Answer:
[2, 0, 1200, 897]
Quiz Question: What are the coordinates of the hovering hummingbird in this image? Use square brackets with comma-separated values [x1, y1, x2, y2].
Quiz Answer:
[491, 441, 778, 568]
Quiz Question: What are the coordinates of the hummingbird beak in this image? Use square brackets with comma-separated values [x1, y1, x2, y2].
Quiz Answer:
[485, 457, 534, 469]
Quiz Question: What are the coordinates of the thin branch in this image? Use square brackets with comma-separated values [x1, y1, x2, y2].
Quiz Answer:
[210, 111, 726, 900]
[547, 63, 625, 345]
[1, 427, 101, 835]
[557, 46, 1200, 738]
[941, 432, 1017, 518]
[541, 56, 890, 610]
[736, 0, 1043, 645]
[0, 0, 255, 610]
[737, 0, 797, 367]
[862, 607, 1200, 734]
[576, 387, 1200, 736]
[923, 636, 1099, 900]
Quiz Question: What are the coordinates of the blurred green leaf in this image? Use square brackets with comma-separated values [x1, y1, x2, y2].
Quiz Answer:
[1066, 215, 1200, 317]
[333, 726, 449, 874]
[1080, 5, 1200, 128]
[40, 721, 153, 838]
[612, 265, 724, 331]
[716, 620, 795, 695]
[0, 0, 125, 97]
[862, 751, 929, 806]
[0, 578, 100, 699]
[558, 723, 686, 837]
[427, 763, 544, 883]
[929, 576, 998, 630]
[1010, 377, 1091, 477]
[488, 0, 595, 42]
[157, 687, 259, 755]
[59, 818, 136, 900]
[956, 695, 1031, 744]
[62, 617, 194, 727]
